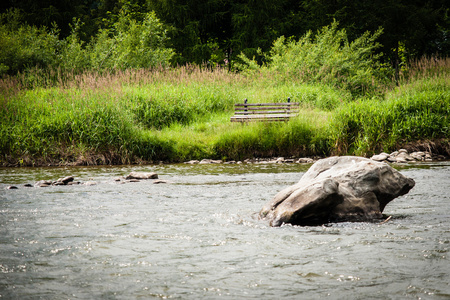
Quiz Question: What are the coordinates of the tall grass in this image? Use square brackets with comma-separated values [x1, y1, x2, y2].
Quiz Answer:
[330, 75, 450, 156]
[0, 58, 449, 166]
[214, 111, 331, 160]
[399, 56, 450, 83]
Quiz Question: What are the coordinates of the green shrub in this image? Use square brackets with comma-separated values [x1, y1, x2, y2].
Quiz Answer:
[0, 9, 60, 76]
[237, 21, 386, 97]
[88, 11, 174, 70]
[0, 9, 175, 75]
[57, 20, 90, 71]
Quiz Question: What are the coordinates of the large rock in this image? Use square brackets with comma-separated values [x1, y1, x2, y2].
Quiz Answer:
[259, 156, 415, 227]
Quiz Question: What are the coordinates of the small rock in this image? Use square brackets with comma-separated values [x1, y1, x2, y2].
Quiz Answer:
[35, 180, 52, 187]
[127, 179, 141, 183]
[410, 152, 425, 161]
[184, 160, 199, 164]
[84, 181, 97, 186]
[125, 172, 158, 180]
[390, 151, 399, 157]
[53, 181, 66, 186]
[23, 183, 33, 187]
[406, 156, 415, 162]
[386, 156, 397, 163]
[371, 153, 389, 162]
[5, 186, 18, 190]
[398, 153, 415, 161]
[276, 157, 285, 163]
[395, 157, 408, 163]
[153, 180, 170, 184]
[67, 181, 80, 185]
[199, 159, 222, 164]
[297, 158, 314, 164]
[260, 160, 276, 164]
[56, 176, 74, 185]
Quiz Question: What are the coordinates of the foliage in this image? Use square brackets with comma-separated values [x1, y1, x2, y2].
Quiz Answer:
[0, 9, 174, 75]
[0, 9, 60, 75]
[57, 19, 90, 71]
[300, 0, 450, 68]
[1, 0, 449, 69]
[237, 22, 386, 96]
[88, 10, 174, 70]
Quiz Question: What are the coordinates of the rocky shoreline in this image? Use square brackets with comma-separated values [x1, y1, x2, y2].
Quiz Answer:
[370, 149, 443, 163]
[184, 149, 448, 165]
[2, 138, 449, 168]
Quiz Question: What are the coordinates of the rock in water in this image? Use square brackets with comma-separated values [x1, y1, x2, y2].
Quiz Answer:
[125, 172, 158, 180]
[259, 156, 415, 227]
[56, 176, 74, 185]
[35, 180, 52, 187]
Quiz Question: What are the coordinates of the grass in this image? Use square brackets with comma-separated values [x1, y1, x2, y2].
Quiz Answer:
[330, 75, 450, 156]
[0, 60, 449, 166]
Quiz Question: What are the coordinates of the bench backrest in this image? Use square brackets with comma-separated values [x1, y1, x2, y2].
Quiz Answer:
[231, 98, 300, 122]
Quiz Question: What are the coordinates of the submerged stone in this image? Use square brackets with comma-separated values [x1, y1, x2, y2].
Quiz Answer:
[127, 179, 141, 183]
[153, 179, 170, 184]
[125, 172, 158, 180]
[35, 180, 52, 187]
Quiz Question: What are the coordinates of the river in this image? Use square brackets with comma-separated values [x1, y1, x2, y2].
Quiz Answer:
[1, 162, 449, 299]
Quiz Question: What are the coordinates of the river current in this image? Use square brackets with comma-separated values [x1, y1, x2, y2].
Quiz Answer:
[1, 162, 449, 299]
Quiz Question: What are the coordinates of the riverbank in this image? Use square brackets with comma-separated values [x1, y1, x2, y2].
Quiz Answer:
[1, 140, 448, 168]
[1, 61, 449, 167]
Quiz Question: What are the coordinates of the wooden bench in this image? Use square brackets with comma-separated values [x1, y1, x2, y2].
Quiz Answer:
[230, 98, 300, 122]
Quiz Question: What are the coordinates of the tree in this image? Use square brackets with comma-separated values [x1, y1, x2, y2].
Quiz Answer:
[2, 0, 449, 69]
[300, 0, 449, 80]
[0, 0, 92, 39]
[146, 0, 233, 65]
